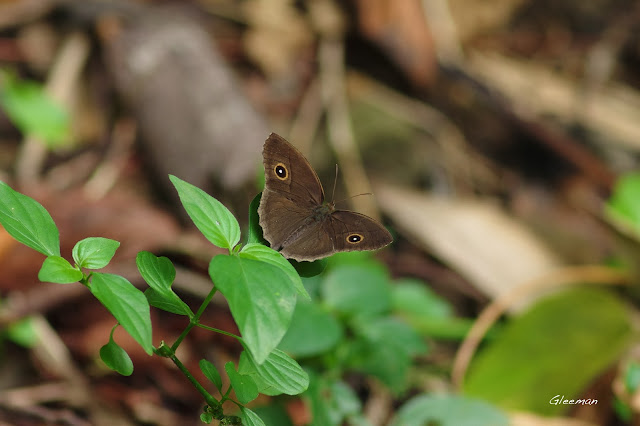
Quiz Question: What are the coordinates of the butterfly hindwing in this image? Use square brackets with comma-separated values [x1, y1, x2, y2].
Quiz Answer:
[326, 211, 393, 253]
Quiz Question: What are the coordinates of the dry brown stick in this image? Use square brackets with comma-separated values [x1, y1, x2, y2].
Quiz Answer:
[319, 37, 381, 220]
[363, 378, 393, 426]
[0, 0, 56, 30]
[15, 32, 90, 184]
[288, 77, 323, 156]
[83, 118, 137, 199]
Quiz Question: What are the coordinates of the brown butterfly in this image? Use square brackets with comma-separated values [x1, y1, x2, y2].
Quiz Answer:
[258, 133, 393, 262]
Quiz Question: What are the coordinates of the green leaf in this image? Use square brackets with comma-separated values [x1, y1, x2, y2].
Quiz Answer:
[137, 251, 176, 285]
[200, 412, 213, 424]
[225, 362, 258, 405]
[137, 251, 192, 317]
[144, 288, 192, 316]
[278, 301, 343, 357]
[605, 172, 640, 238]
[241, 407, 267, 426]
[6, 317, 38, 347]
[200, 359, 223, 392]
[354, 316, 427, 357]
[169, 175, 240, 251]
[326, 381, 363, 422]
[391, 279, 466, 340]
[209, 255, 297, 363]
[390, 394, 509, 426]
[322, 264, 391, 316]
[327, 251, 381, 269]
[240, 243, 309, 300]
[238, 348, 309, 396]
[0, 181, 59, 256]
[290, 258, 328, 278]
[305, 374, 361, 426]
[100, 338, 134, 376]
[463, 288, 632, 415]
[624, 362, 640, 392]
[348, 317, 427, 393]
[90, 273, 153, 355]
[249, 405, 292, 426]
[347, 336, 410, 393]
[0, 71, 70, 146]
[38, 256, 83, 283]
[392, 279, 452, 319]
[247, 193, 267, 245]
[72, 237, 120, 269]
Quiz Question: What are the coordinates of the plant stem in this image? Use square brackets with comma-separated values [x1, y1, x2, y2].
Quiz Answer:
[171, 285, 218, 351]
[196, 324, 242, 341]
[168, 347, 218, 408]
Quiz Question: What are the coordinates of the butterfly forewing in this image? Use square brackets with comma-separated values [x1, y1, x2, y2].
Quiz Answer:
[261, 133, 324, 207]
[259, 190, 317, 251]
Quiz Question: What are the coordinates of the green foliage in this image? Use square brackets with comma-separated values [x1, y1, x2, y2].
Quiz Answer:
[72, 237, 120, 269]
[624, 362, 640, 392]
[389, 394, 509, 426]
[38, 256, 82, 283]
[392, 278, 474, 340]
[2, 177, 450, 425]
[210, 255, 297, 364]
[5, 317, 39, 347]
[278, 301, 343, 357]
[0, 70, 70, 146]
[605, 172, 640, 238]
[100, 333, 134, 376]
[392, 278, 452, 319]
[238, 348, 309, 396]
[200, 359, 223, 392]
[463, 288, 632, 415]
[240, 407, 267, 426]
[322, 263, 391, 316]
[269, 251, 450, 424]
[247, 193, 266, 245]
[0, 181, 60, 256]
[137, 251, 193, 317]
[248, 405, 292, 426]
[305, 372, 368, 426]
[225, 362, 259, 404]
[89, 273, 153, 355]
[169, 175, 241, 251]
[239, 243, 308, 300]
[283, 258, 429, 394]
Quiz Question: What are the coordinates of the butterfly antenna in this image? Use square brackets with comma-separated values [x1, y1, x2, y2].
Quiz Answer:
[331, 164, 339, 202]
[331, 164, 372, 205]
[334, 192, 373, 206]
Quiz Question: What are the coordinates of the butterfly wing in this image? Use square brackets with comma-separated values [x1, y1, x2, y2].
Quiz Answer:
[258, 133, 393, 261]
[325, 211, 393, 254]
[278, 220, 334, 262]
[280, 210, 393, 262]
[259, 133, 325, 250]
[261, 133, 324, 206]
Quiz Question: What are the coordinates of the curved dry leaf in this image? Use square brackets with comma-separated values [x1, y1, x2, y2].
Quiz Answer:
[376, 184, 561, 304]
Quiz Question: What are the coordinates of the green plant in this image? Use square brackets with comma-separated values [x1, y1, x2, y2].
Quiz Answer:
[0, 69, 70, 146]
[0, 176, 311, 425]
[266, 253, 445, 424]
[0, 176, 514, 425]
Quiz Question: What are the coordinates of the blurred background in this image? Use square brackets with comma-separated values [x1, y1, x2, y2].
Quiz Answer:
[1, 0, 640, 425]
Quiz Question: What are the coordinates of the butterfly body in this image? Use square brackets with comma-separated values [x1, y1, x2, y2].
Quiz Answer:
[258, 133, 392, 262]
